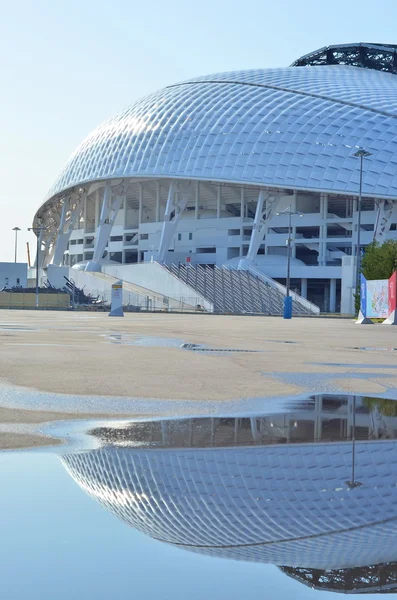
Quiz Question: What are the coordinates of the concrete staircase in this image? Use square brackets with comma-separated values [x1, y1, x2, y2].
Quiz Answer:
[169, 264, 319, 316]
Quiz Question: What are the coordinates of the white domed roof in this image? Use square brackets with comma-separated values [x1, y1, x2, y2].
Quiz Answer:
[63, 441, 397, 570]
[47, 65, 397, 201]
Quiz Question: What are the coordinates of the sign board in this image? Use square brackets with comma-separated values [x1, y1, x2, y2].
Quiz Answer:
[358, 272, 397, 324]
[109, 280, 124, 317]
[389, 271, 397, 314]
[366, 279, 389, 318]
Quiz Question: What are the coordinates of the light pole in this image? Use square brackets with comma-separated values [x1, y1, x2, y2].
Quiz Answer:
[276, 206, 303, 319]
[353, 149, 372, 302]
[346, 395, 362, 489]
[27, 226, 45, 308]
[12, 227, 21, 263]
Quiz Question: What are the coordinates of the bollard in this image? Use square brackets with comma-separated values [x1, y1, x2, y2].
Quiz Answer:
[283, 296, 292, 319]
[109, 280, 124, 317]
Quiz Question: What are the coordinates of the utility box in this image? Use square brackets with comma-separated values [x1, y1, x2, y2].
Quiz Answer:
[0, 263, 27, 289]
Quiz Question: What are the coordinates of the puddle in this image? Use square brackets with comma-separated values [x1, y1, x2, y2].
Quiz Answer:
[0, 326, 37, 332]
[4, 393, 397, 598]
[180, 343, 261, 353]
[312, 362, 397, 369]
[102, 334, 262, 354]
[40, 392, 397, 451]
[352, 347, 397, 352]
[102, 333, 185, 347]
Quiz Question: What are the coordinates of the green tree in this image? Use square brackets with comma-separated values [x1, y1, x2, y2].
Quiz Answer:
[361, 240, 397, 280]
[362, 396, 397, 417]
[354, 240, 397, 314]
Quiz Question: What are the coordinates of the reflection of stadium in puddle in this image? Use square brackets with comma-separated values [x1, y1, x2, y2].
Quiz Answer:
[62, 394, 397, 595]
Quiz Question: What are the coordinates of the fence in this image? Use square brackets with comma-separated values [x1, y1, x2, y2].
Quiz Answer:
[0, 292, 70, 310]
[82, 287, 207, 312]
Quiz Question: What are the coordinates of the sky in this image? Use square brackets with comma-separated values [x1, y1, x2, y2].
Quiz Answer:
[0, 451, 358, 599]
[0, 0, 396, 263]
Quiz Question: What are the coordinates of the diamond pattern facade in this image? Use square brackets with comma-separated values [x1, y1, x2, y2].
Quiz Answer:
[46, 66, 397, 201]
[63, 441, 397, 570]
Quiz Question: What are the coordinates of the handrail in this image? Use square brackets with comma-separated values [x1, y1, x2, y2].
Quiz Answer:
[244, 265, 320, 315]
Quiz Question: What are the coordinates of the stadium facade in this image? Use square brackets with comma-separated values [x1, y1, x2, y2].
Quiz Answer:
[62, 394, 397, 594]
[34, 43, 397, 313]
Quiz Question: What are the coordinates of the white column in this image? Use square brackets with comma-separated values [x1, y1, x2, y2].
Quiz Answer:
[195, 181, 199, 220]
[138, 184, 143, 225]
[216, 185, 221, 219]
[374, 199, 397, 242]
[240, 186, 245, 219]
[53, 194, 84, 266]
[330, 278, 337, 313]
[245, 190, 266, 262]
[323, 194, 328, 219]
[157, 181, 191, 263]
[301, 278, 308, 299]
[292, 190, 297, 212]
[124, 189, 128, 229]
[95, 190, 100, 230]
[90, 187, 124, 267]
[319, 224, 326, 266]
[156, 181, 161, 222]
[83, 195, 88, 232]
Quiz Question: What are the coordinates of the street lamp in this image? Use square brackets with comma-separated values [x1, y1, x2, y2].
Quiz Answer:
[27, 226, 46, 308]
[353, 149, 372, 301]
[276, 206, 303, 319]
[346, 395, 362, 489]
[12, 227, 21, 263]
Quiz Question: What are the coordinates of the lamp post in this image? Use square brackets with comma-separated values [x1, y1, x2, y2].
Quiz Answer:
[12, 227, 21, 263]
[276, 206, 303, 319]
[353, 149, 372, 301]
[346, 395, 362, 489]
[27, 226, 45, 308]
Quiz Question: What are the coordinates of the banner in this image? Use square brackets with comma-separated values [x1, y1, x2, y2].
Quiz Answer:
[389, 271, 397, 314]
[360, 274, 367, 317]
[366, 278, 389, 318]
[358, 271, 397, 324]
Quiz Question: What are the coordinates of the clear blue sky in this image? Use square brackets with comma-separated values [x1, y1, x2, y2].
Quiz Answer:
[1, 0, 396, 263]
[0, 451, 339, 599]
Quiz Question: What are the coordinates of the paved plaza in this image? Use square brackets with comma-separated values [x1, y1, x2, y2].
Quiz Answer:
[0, 310, 397, 448]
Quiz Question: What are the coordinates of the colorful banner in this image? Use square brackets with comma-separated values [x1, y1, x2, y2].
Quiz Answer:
[360, 274, 367, 317]
[389, 271, 397, 314]
[366, 279, 389, 318]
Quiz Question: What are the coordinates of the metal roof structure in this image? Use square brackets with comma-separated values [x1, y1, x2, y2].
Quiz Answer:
[44, 57, 397, 206]
[292, 43, 397, 74]
[281, 563, 397, 594]
[63, 440, 397, 572]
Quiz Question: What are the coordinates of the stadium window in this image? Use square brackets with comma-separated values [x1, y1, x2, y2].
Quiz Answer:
[110, 235, 123, 242]
[177, 233, 182, 241]
[197, 247, 216, 253]
[189, 233, 193, 240]
[140, 234, 149, 240]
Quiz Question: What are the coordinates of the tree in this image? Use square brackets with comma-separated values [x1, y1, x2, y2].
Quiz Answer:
[361, 240, 397, 280]
[363, 396, 397, 417]
[354, 240, 397, 314]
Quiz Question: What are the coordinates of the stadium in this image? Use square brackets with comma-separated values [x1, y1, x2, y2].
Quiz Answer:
[62, 394, 397, 594]
[34, 43, 397, 314]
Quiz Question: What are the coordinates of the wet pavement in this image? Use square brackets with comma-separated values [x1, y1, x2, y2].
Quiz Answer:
[2, 312, 397, 597]
[3, 394, 397, 598]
